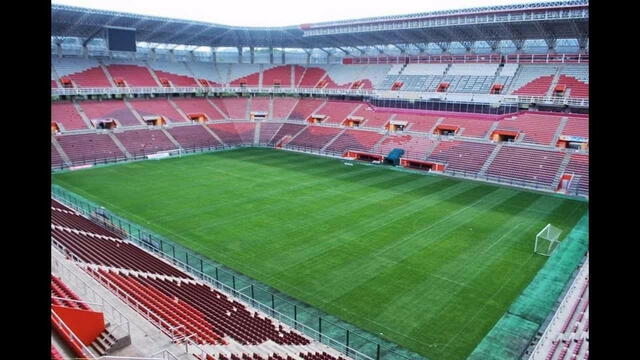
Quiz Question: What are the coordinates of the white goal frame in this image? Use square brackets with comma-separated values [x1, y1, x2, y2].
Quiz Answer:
[534, 224, 562, 256]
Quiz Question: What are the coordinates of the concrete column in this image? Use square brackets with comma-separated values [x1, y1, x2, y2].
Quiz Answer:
[237, 47, 243, 63]
[281, 48, 285, 64]
[82, 45, 89, 59]
[306, 51, 311, 65]
[212, 49, 217, 63]
[250, 46, 255, 64]
[57, 43, 63, 58]
[269, 47, 274, 64]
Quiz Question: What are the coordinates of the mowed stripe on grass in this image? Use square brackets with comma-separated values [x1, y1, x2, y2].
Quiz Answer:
[52, 148, 588, 360]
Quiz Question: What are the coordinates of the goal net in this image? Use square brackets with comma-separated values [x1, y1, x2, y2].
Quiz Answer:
[534, 224, 562, 256]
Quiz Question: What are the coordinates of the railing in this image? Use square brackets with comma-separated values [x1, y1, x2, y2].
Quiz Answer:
[51, 185, 423, 360]
[52, 240, 187, 343]
[51, 86, 376, 97]
[51, 248, 131, 340]
[345, 53, 588, 65]
[51, 308, 100, 359]
[51, 85, 588, 107]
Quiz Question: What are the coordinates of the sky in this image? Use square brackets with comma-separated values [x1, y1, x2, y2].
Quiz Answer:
[52, 0, 559, 27]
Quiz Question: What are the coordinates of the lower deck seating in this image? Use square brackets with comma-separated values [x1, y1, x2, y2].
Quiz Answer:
[222, 98, 249, 119]
[428, 141, 495, 173]
[52, 102, 88, 130]
[79, 100, 142, 127]
[288, 99, 325, 121]
[441, 117, 495, 138]
[173, 98, 226, 121]
[287, 126, 341, 149]
[137, 275, 310, 345]
[314, 101, 361, 124]
[51, 274, 91, 310]
[486, 146, 565, 186]
[129, 99, 188, 123]
[325, 129, 383, 154]
[56, 133, 124, 165]
[565, 153, 589, 195]
[258, 123, 284, 144]
[208, 123, 255, 145]
[51, 203, 189, 278]
[90, 268, 224, 345]
[377, 135, 438, 160]
[561, 117, 589, 139]
[114, 129, 177, 155]
[299, 352, 347, 360]
[272, 98, 299, 120]
[167, 125, 222, 149]
[268, 123, 306, 145]
[498, 114, 562, 145]
[52, 207, 121, 238]
[52, 144, 64, 167]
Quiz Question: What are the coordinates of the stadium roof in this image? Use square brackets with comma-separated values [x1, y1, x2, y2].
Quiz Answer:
[51, 1, 588, 50]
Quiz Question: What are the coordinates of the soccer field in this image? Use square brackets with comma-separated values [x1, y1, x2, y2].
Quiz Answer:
[52, 148, 588, 360]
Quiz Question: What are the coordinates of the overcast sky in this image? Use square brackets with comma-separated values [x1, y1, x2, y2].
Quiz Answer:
[52, 0, 558, 27]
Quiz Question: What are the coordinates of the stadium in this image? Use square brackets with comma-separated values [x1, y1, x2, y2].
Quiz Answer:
[50, 1, 589, 360]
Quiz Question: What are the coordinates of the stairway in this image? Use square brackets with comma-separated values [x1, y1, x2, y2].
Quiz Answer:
[268, 98, 274, 121]
[423, 137, 441, 159]
[51, 66, 63, 88]
[214, 63, 226, 86]
[183, 61, 203, 88]
[167, 98, 192, 122]
[478, 143, 504, 176]
[265, 123, 284, 144]
[161, 128, 182, 149]
[485, 121, 500, 140]
[344, 104, 364, 123]
[290, 65, 295, 89]
[397, 63, 409, 75]
[123, 99, 147, 125]
[72, 101, 95, 129]
[245, 97, 253, 120]
[107, 132, 132, 158]
[258, 64, 264, 88]
[253, 122, 262, 145]
[89, 330, 118, 357]
[371, 134, 389, 154]
[551, 151, 573, 189]
[283, 98, 300, 121]
[288, 125, 310, 144]
[504, 64, 524, 94]
[428, 117, 445, 135]
[51, 135, 72, 166]
[550, 116, 569, 146]
[206, 98, 229, 120]
[202, 124, 226, 146]
[321, 128, 347, 151]
[296, 66, 307, 88]
[143, 61, 163, 87]
[545, 65, 563, 97]
[98, 61, 117, 88]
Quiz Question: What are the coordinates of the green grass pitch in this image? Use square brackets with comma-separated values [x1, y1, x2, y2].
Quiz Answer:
[52, 148, 588, 360]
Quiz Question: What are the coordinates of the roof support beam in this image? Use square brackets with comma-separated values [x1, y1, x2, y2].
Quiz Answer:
[486, 40, 500, 52]
[82, 27, 105, 47]
[460, 41, 474, 53]
[436, 41, 450, 53]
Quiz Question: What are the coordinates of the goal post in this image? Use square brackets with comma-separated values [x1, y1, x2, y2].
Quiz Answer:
[534, 224, 562, 256]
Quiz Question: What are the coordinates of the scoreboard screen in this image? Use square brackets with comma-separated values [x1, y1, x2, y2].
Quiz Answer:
[107, 27, 137, 52]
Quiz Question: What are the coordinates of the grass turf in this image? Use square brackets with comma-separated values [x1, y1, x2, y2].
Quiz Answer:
[52, 148, 588, 360]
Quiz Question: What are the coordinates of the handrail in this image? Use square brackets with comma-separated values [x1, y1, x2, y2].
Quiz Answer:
[51, 308, 100, 359]
[51, 239, 184, 343]
[50, 85, 588, 107]
[51, 250, 131, 339]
